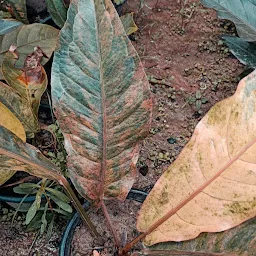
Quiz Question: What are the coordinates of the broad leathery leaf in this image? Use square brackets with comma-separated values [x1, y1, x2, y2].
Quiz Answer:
[2, 47, 47, 135]
[222, 36, 256, 68]
[45, 0, 67, 28]
[0, 100, 25, 185]
[0, 0, 28, 24]
[52, 0, 152, 203]
[0, 81, 39, 135]
[0, 19, 22, 35]
[0, 125, 62, 182]
[120, 13, 138, 36]
[146, 218, 255, 256]
[201, 0, 256, 42]
[0, 23, 59, 79]
[137, 71, 256, 245]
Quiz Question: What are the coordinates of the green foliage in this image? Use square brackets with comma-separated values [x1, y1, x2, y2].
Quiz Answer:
[0, 0, 28, 24]
[222, 36, 256, 68]
[0, 19, 22, 35]
[201, 0, 256, 67]
[13, 179, 72, 234]
[45, 0, 67, 28]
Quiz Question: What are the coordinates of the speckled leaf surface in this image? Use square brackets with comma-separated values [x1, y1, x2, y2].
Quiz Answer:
[0, 23, 59, 79]
[201, 0, 256, 42]
[45, 0, 67, 28]
[0, 81, 39, 135]
[52, 0, 152, 203]
[145, 218, 256, 256]
[0, 100, 25, 185]
[0, 0, 28, 24]
[137, 71, 256, 245]
[0, 125, 61, 184]
[120, 13, 138, 36]
[2, 47, 48, 135]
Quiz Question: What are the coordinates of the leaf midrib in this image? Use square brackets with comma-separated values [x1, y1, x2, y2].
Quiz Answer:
[94, 0, 107, 202]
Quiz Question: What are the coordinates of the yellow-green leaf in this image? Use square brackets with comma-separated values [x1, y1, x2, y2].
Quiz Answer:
[0, 81, 39, 135]
[137, 71, 256, 246]
[120, 13, 138, 36]
[2, 47, 48, 136]
[0, 101, 25, 185]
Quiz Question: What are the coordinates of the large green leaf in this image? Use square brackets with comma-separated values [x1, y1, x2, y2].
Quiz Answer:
[201, 0, 256, 42]
[51, 0, 152, 203]
[222, 36, 256, 68]
[0, 125, 61, 184]
[0, 19, 22, 35]
[0, 23, 59, 79]
[144, 218, 255, 256]
[0, 0, 28, 24]
[45, 0, 67, 28]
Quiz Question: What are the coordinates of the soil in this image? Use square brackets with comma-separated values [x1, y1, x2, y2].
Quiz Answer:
[0, 0, 246, 256]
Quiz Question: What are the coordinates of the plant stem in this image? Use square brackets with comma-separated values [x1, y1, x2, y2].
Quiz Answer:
[59, 176, 101, 239]
[101, 200, 120, 247]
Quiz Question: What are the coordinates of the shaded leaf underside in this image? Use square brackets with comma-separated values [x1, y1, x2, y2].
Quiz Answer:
[52, 0, 152, 203]
[201, 0, 256, 42]
[147, 218, 256, 256]
[222, 36, 256, 68]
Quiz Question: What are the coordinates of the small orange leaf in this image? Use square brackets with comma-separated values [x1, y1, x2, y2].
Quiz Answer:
[137, 71, 256, 245]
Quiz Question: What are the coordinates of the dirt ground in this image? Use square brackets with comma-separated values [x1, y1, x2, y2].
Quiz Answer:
[0, 0, 245, 255]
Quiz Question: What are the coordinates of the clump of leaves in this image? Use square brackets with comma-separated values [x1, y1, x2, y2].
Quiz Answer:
[201, 0, 256, 68]
[186, 90, 208, 114]
[13, 179, 72, 236]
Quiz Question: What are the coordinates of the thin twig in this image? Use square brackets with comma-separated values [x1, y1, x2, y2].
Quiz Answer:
[60, 176, 102, 240]
[101, 200, 121, 247]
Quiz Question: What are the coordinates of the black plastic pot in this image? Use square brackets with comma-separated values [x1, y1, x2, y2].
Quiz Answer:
[59, 188, 148, 256]
[0, 194, 36, 212]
